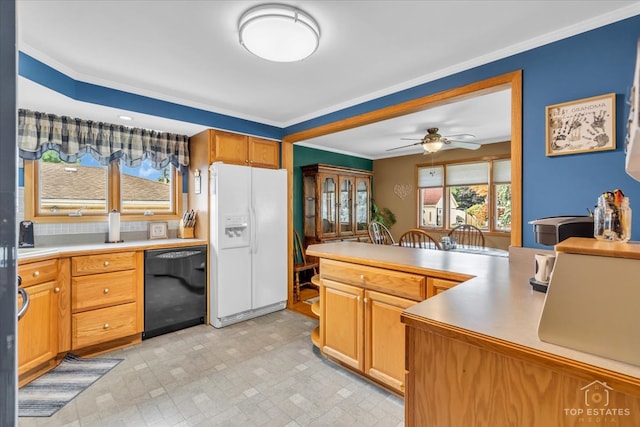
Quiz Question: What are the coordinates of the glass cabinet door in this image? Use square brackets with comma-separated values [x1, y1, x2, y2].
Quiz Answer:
[355, 178, 370, 232]
[321, 175, 337, 235]
[303, 175, 316, 238]
[339, 177, 354, 235]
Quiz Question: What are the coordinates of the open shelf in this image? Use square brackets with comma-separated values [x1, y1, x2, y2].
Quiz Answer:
[311, 326, 320, 348]
[311, 300, 320, 317]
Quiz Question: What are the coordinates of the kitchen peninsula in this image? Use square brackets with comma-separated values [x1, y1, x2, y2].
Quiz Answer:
[307, 241, 640, 426]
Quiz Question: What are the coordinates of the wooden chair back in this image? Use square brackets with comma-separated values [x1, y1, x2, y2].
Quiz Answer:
[293, 230, 318, 302]
[398, 229, 442, 250]
[448, 223, 485, 249]
[368, 221, 395, 245]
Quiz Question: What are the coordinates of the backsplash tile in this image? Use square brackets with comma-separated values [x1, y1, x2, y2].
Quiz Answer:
[17, 189, 187, 241]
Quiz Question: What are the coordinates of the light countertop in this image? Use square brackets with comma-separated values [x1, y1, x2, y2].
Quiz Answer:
[306, 241, 640, 382]
[17, 238, 208, 261]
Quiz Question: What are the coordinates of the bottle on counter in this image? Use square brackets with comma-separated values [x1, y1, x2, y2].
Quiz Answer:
[594, 193, 631, 242]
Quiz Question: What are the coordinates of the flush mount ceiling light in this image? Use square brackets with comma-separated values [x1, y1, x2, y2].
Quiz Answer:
[238, 4, 320, 62]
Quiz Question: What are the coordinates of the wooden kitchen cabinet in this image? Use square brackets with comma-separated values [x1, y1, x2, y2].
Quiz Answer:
[302, 164, 372, 245]
[365, 290, 415, 392]
[321, 279, 364, 371]
[17, 257, 70, 387]
[317, 258, 425, 394]
[198, 128, 280, 169]
[70, 251, 143, 355]
[427, 277, 460, 297]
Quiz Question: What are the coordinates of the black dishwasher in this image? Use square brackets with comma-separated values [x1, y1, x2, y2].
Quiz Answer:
[143, 246, 207, 339]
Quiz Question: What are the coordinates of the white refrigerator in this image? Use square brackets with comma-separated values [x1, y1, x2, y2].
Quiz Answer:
[209, 162, 288, 328]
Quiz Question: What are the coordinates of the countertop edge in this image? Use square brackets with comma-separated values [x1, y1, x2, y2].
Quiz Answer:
[18, 238, 208, 262]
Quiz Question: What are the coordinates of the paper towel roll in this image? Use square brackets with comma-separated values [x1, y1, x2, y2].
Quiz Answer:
[108, 210, 120, 242]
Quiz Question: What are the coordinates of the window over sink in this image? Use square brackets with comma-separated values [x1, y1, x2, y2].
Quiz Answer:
[24, 150, 182, 222]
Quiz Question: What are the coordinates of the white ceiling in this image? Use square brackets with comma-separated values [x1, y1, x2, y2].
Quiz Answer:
[16, 1, 640, 159]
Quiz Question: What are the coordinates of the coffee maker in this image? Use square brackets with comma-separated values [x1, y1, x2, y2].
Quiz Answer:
[527, 216, 594, 292]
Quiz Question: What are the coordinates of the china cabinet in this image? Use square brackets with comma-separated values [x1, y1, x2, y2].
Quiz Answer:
[301, 164, 373, 245]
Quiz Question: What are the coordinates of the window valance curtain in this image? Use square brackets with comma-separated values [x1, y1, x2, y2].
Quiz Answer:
[18, 109, 190, 173]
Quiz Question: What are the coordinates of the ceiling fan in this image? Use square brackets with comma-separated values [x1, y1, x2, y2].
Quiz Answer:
[387, 127, 481, 153]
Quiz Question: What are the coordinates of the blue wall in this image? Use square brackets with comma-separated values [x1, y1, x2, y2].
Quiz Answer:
[285, 15, 640, 248]
[19, 14, 640, 247]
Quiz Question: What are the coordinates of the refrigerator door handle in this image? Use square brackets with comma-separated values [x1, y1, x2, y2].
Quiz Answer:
[250, 204, 257, 254]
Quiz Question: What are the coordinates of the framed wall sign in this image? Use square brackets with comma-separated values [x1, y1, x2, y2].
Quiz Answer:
[149, 221, 169, 240]
[546, 93, 616, 156]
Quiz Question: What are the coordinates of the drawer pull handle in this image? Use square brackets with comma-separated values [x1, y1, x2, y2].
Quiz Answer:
[357, 296, 361, 302]
[33, 271, 40, 278]
[103, 288, 109, 294]
[104, 261, 110, 267]
[54, 287, 60, 293]
[400, 383, 405, 391]
[103, 323, 110, 329]
[364, 298, 368, 304]
[359, 274, 365, 282]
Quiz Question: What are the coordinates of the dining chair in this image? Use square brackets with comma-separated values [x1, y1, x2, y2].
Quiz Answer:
[368, 221, 395, 245]
[293, 230, 319, 302]
[398, 229, 442, 250]
[448, 223, 485, 249]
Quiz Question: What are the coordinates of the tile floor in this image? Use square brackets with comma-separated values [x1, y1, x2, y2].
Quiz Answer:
[19, 310, 404, 426]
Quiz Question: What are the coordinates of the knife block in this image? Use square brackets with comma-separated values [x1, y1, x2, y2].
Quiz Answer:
[178, 222, 195, 239]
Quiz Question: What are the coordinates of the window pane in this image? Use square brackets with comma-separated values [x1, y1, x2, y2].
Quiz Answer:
[38, 150, 107, 214]
[419, 187, 444, 228]
[121, 159, 173, 213]
[495, 183, 512, 231]
[449, 185, 488, 229]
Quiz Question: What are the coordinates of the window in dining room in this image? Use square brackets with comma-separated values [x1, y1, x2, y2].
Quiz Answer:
[417, 158, 511, 233]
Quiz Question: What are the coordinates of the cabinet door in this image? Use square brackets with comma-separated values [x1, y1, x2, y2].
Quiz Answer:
[355, 177, 370, 234]
[211, 131, 248, 165]
[321, 279, 364, 371]
[248, 137, 279, 169]
[319, 173, 339, 238]
[365, 290, 415, 393]
[338, 176, 354, 236]
[18, 280, 59, 376]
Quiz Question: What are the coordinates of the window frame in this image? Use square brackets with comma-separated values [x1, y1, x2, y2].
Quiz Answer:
[24, 158, 183, 223]
[416, 155, 511, 235]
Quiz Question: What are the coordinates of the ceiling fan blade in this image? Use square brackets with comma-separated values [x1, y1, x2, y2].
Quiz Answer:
[400, 137, 423, 141]
[443, 133, 475, 140]
[445, 140, 481, 150]
[386, 141, 423, 151]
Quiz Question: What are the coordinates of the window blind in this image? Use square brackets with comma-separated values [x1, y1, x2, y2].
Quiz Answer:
[418, 165, 443, 187]
[446, 162, 488, 186]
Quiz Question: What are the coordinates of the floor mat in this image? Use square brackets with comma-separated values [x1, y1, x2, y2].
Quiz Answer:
[19, 353, 122, 417]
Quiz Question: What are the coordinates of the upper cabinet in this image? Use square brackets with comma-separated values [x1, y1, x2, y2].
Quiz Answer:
[302, 164, 372, 245]
[207, 130, 280, 169]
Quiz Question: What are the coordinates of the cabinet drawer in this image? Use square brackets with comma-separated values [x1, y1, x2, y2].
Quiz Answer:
[72, 252, 137, 276]
[72, 302, 138, 349]
[320, 259, 425, 301]
[19, 259, 57, 287]
[72, 269, 137, 312]
[427, 277, 460, 297]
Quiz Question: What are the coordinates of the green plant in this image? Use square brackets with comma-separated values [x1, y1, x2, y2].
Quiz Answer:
[372, 200, 396, 229]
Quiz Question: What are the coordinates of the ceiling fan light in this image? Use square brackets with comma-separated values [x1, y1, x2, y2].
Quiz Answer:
[238, 4, 320, 62]
[423, 141, 443, 153]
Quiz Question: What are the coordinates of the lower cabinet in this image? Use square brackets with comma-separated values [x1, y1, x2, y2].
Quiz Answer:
[17, 258, 70, 387]
[365, 290, 415, 392]
[320, 271, 418, 394]
[71, 251, 143, 355]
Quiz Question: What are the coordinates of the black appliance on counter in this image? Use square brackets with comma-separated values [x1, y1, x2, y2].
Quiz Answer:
[143, 246, 207, 339]
[527, 216, 594, 292]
